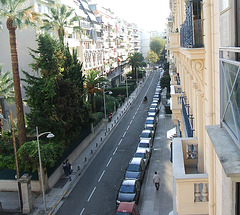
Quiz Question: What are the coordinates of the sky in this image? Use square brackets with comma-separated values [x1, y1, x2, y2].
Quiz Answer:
[93, 0, 170, 32]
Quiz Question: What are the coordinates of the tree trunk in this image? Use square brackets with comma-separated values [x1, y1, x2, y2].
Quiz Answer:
[7, 18, 26, 146]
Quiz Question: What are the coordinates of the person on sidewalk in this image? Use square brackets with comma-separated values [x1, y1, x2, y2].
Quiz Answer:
[62, 162, 68, 176]
[153, 171, 161, 190]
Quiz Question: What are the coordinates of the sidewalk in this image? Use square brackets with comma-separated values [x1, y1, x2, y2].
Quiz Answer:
[138, 100, 174, 215]
[0, 75, 149, 215]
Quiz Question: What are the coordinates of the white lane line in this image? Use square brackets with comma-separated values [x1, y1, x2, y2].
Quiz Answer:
[87, 187, 96, 202]
[129, 120, 133, 124]
[118, 139, 123, 145]
[106, 157, 112, 167]
[98, 170, 105, 182]
[113, 147, 118, 155]
[80, 208, 85, 215]
[126, 125, 130, 130]
[123, 131, 127, 137]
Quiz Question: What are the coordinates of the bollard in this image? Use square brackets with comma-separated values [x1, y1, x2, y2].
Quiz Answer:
[114, 120, 116, 123]
[85, 157, 87, 162]
[105, 132, 106, 136]
[108, 128, 110, 132]
[101, 137, 103, 141]
[96, 143, 98, 147]
[69, 176, 72, 181]
[117, 117, 119, 120]
[91, 149, 93, 154]
[78, 166, 80, 171]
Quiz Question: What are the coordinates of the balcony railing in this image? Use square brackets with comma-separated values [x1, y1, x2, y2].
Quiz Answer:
[180, 0, 203, 48]
[182, 97, 194, 137]
[173, 138, 208, 214]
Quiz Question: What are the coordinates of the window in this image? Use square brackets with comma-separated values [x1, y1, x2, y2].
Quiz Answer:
[220, 48, 240, 146]
[236, 183, 240, 214]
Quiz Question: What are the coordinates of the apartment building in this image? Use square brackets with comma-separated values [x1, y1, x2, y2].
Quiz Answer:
[167, 0, 240, 214]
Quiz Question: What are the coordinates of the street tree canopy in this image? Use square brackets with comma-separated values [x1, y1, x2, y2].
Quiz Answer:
[146, 50, 159, 64]
[150, 36, 166, 58]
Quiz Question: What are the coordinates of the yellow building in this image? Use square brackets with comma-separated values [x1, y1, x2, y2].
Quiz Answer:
[167, 0, 240, 214]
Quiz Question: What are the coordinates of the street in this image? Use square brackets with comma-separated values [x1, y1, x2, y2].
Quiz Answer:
[56, 71, 161, 215]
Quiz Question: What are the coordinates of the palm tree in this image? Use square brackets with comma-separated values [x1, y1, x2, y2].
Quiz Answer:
[42, 4, 77, 44]
[0, 64, 15, 133]
[0, 0, 39, 146]
[127, 52, 145, 80]
[85, 70, 108, 112]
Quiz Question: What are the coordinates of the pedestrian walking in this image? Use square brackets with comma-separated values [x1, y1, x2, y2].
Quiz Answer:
[62, 162, 68, 176]
[153, 171, 161, 190]
[66, 159, 72, 175]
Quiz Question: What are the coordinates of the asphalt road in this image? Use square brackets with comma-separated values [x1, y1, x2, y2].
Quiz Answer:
[56, 70, 161, 215]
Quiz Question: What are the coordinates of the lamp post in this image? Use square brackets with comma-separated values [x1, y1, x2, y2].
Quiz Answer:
[125, 76, 132, 100]
[36, 126, 54, 214]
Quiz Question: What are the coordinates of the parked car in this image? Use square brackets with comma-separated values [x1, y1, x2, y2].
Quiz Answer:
[116, 179, 141, 205]
[139, 130, 154, 142]
[148, 107, 158, 115]
[116, 202, 140, 215]
[144, 124, 155, 137]
[150, 104, 159, 114]
[137, 139, 152, 154]
[124, 157, 145, 181]
[134, 148, 150, 166]
[145, 117, 157, 129]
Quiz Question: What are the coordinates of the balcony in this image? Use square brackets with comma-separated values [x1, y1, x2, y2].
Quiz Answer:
[180, 0, 203, 48]
[182, 97, 194, 137]
[173, 138, 208, 215]
[169, 33, 180, 53]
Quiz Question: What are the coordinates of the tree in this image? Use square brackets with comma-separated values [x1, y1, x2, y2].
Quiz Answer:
[85, 70, 108, 113]
[127, 52, 145, 79]
[24, 33, 90, 142]
[0, 0, 39, 146]
[0, 64, 15, 111]
[146, 50, 159, 65]
[150, 36, 166, 59]
[42, 4, 76, 44]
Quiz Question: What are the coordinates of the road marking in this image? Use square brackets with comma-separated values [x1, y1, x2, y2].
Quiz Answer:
[130, 120, 133, 124]
[118, 139, 123, 145]
[113, 147, 118, 155]
[123, 131, 126, 137]
[87, 187, 96, 202]
[126, 125, 130, 130]
[106, 157, 112, 167]
[80, 208, 85, 215]
[98, 170, 105, 182]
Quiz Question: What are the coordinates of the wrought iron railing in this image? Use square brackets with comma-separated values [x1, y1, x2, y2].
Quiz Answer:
[182, 97, 194, 137]
[180, 0, 203, 48]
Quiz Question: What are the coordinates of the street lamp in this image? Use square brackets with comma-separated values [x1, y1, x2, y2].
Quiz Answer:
[125, 76, 132, 100]
[36, 126, 54, 214]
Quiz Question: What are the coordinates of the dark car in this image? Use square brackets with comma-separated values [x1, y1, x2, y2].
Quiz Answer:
[125, 157, 145, 181]
[116, 202, 140, 215]
[116, 179, 141, 205]
[145, 117, 157, 129]
[134, 148, 150, 166]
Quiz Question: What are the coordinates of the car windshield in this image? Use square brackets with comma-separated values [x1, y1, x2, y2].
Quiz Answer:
[116, 213, 131, 215]
[139, 143, 149, 148]
[140, 132, 150, 138]
[135, 153, 145, 158]
[146, 119, 154, 124]
[120, 185, 134, 193]
[145, 126, 153, 131]
[127, 164, 140, 172]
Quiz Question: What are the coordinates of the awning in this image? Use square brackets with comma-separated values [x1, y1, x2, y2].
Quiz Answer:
[167, 127, 177, 139]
